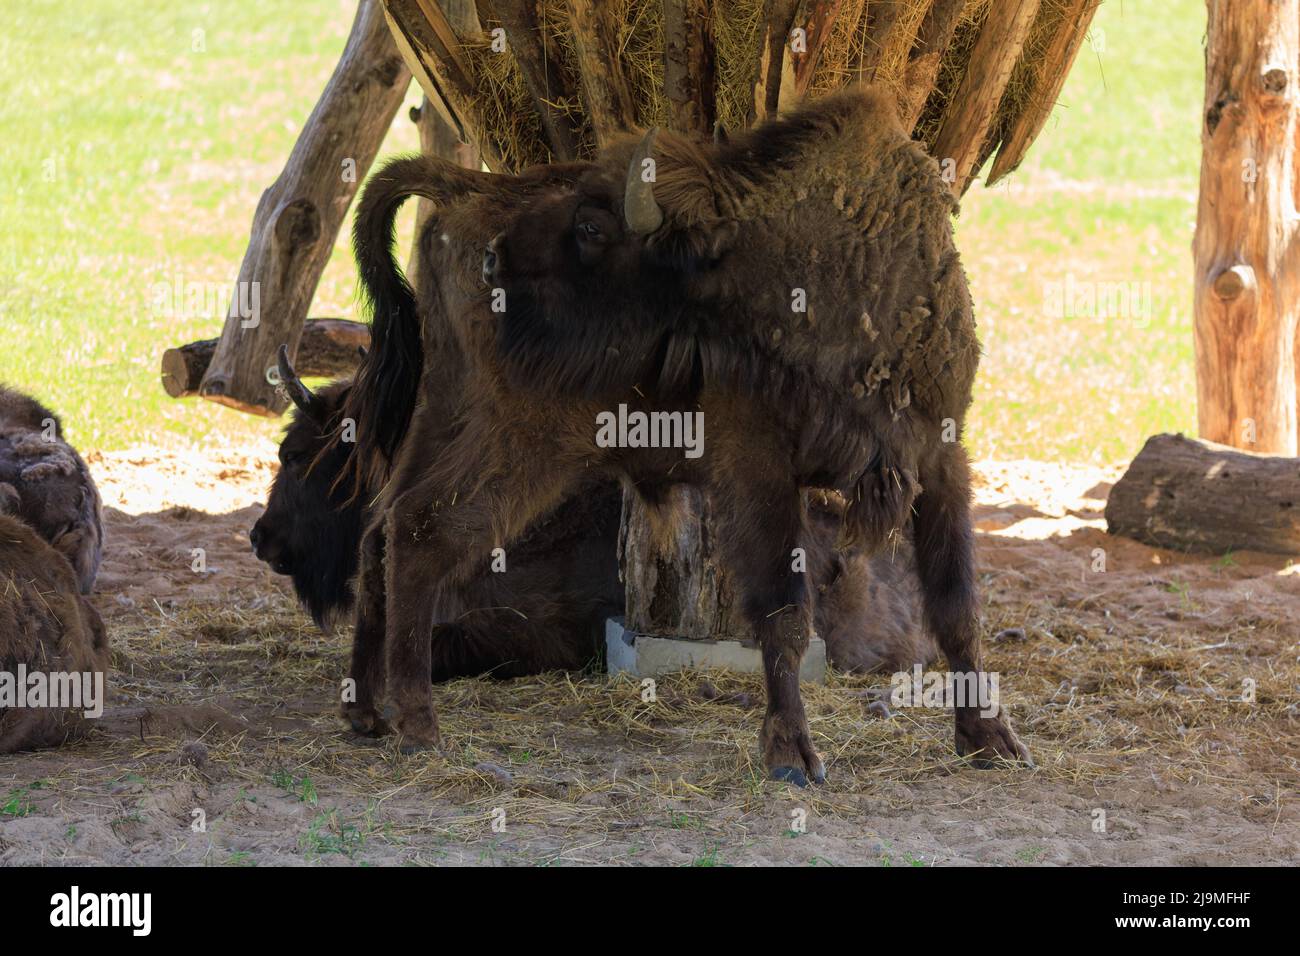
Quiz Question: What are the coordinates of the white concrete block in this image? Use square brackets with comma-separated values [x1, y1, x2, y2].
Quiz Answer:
[605, 617, 826, 684]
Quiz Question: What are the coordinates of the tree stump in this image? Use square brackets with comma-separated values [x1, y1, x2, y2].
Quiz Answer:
[1105, 432, 1300, 555]
[197, 0, 411, 417]
[617, 486, 748, 642]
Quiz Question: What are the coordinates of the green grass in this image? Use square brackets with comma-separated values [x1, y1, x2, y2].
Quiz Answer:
[0, 0, 1206, 463]
[957, 0, 1205, 462]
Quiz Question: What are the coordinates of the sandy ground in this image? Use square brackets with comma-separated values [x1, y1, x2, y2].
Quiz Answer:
[0, 443, 1295, 866]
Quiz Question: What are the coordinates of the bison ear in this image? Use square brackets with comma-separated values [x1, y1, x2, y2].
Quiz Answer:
[277, 344, 324, 423]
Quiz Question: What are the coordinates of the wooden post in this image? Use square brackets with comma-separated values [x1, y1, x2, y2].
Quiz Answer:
[406, 1, 483, 281]
[618, 487, 749, 642]
[662, 0, 718, 135]
[197, 0, 411, 416]
[483, 0, 583, 159]
[566, 0, 640, 145]
[748, 0, 801, 125]
[931, 0, 1040, 193]
[986, 0, 1102, 184]
[901, 0, 965, 130]
[1192, 0, 1300, 455]
[384, 0, 508, 168]
[854, 0, 904, 85]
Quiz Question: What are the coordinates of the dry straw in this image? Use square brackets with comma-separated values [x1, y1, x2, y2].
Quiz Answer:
[460, 0, 1082, 172]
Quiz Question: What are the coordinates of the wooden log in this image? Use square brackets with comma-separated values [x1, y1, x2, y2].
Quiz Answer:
[748, 0, 801, 124]
[407, 2, 483, 282]
[663, 0, 718, 135]
[566, 0, 639, 145]
[481, 0, 583, 160]
[163, 320, 371, 400]
[618, 487, 749, 642]
[986, 0, 1102, 185]
[784, 0, 843, 104]
[196, 0, 410, 417]
[855, 0, 905, 84]
[930, 0, 1039, 193]
[1104, 433, 1300, 555]
[1193, 0, 1300, 455]
[901, 0, 965, 129]
[384, 0, 508, 168]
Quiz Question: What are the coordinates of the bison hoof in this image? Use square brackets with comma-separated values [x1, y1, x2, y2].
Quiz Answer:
[762, 715, 826, 787]
[342, 705, 392, 738]
[395, 711, 442, 755]
[955, 710, 1033, 768]
[770, 763, 826, 788]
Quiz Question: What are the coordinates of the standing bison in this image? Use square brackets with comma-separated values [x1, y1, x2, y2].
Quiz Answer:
[338, 88, 1027, 783]
[0, 385, 103, 594]
[254, 361, 935, 680]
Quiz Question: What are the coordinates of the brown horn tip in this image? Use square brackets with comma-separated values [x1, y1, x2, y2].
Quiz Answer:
[276, 344, 317, 417]
[624, 127, 664, 236]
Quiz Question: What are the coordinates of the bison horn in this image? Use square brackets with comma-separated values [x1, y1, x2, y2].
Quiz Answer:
[624, 128, 664, 236]
[277, 344, 320, 420]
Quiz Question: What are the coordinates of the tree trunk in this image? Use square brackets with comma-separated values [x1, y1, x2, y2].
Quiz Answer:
[1193, 0, 1300, 455]
[1104, 433, 1300, 555]
[197, 0, 410, 417]
[618, 487, 749, 641]
[162, 320, 371, 398]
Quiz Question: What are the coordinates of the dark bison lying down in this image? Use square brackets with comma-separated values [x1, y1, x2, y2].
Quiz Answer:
[335, 87, 1027, 784]
[253, 366, 935, 679]
[0, 385, 103, 593]
[0, 512, 109, 753]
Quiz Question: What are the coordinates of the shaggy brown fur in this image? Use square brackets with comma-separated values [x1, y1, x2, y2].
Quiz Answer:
[0, 512, 109, 753]
[339, 87, 1027, 783]
[0, 384, 103, 593]
[254, 376, 935, 678]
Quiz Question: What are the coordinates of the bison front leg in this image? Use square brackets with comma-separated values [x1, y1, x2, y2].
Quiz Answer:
[382, 459, 585, 754]
[342, 518, 391, 736]
[713, 479, 824, 787]
[913, 446, 1032, 767]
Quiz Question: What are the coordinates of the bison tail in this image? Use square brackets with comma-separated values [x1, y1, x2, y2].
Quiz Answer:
[840, 452, 920, 554]
[341, 154, 498, 489]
